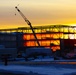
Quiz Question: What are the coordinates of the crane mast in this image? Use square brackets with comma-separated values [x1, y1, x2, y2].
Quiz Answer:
[15, 6, 40, 47]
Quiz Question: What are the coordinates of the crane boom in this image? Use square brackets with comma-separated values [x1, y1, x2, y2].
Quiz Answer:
[15, 6, 40, 47]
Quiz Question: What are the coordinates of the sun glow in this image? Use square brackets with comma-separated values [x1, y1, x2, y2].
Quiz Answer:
[69, 34, 75, 39]
[70, 24, 76, 26]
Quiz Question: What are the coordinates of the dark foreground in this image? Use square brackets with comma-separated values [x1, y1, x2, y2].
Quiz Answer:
[0, 70, 45, 75]
[0, 60, 76, 75]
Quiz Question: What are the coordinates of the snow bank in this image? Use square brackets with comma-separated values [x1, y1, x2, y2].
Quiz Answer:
[0, 65, 76, 75]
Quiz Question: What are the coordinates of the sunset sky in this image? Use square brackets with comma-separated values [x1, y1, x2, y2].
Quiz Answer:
[0, 0, 76, 29]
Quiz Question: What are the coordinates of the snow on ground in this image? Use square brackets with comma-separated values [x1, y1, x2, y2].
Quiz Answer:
[0, 64, 76, 75]
[0, 56, 76, 75]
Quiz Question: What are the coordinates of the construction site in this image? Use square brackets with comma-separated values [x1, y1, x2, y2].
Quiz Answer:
[1, 25, 76, 50]
[0, 24, 76, 58]
[0, 6, 76, 63]
[1, 1, 76, 75]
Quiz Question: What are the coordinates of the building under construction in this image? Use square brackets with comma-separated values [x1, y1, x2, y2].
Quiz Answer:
[0, 25, 76, 53]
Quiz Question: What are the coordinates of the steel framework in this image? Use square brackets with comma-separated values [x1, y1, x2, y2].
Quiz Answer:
[0, 25, 76, 51]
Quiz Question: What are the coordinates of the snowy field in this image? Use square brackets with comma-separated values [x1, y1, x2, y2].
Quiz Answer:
[0, 56, 76, 75]
[0, 61, 76, 75]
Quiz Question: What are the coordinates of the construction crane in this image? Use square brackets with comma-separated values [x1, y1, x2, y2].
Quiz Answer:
[15, 6, 40, 47]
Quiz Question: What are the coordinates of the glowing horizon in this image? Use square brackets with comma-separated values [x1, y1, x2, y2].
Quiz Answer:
[0, 0, 76, 29]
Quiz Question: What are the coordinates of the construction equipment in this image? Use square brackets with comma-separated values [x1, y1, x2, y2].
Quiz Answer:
[15, 6, 40, 46]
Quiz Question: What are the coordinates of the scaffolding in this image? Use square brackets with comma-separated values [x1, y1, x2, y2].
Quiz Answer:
[0, 25, 76, 51]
